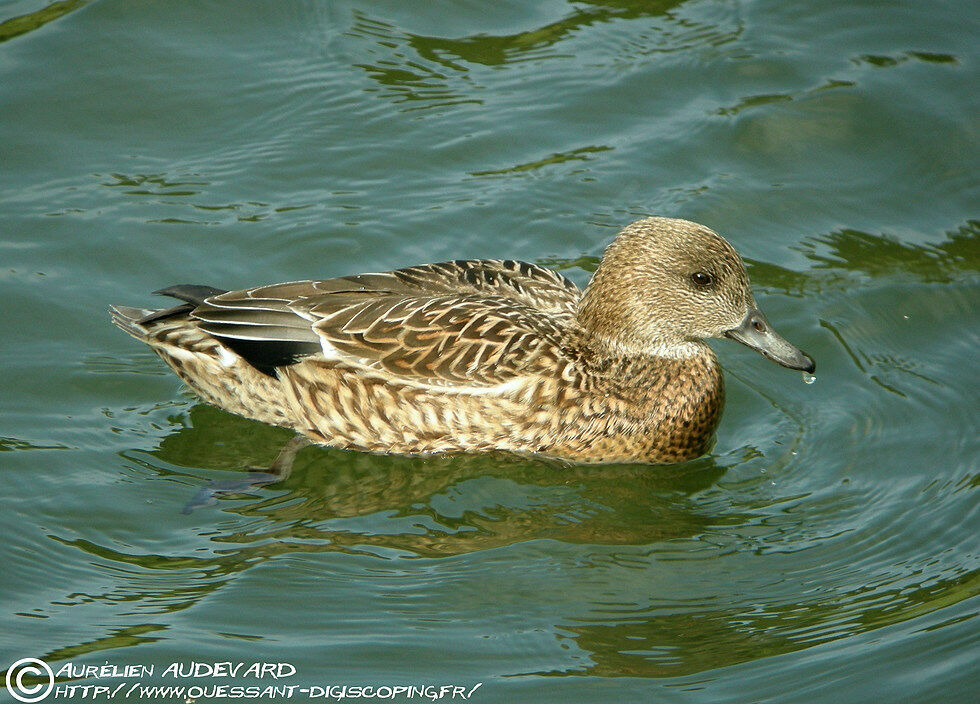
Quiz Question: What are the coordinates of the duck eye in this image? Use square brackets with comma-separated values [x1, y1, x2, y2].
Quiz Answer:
[690, 271, 713, 287]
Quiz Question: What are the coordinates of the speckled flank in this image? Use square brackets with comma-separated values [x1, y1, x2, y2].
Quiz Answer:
[275, 352, 722, 463]
[110, 217, 803, 464]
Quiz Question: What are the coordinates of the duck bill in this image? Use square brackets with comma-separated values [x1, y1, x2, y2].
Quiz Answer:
[724, 308, 815, 373]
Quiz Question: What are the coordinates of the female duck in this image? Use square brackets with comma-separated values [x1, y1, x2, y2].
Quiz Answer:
[111, 217, 814, 463]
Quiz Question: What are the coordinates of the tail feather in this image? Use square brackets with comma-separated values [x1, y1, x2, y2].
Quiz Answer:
[109, 287, 296, 428]
[153, 284, 227, 306]
[109, 284, 229, 332]
[109, 304, 155, 339]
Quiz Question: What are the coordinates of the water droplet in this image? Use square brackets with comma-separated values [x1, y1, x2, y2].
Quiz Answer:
[802, 372, 816, 385]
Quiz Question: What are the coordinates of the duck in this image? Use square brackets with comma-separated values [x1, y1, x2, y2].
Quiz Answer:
[110, 217, 814, 464]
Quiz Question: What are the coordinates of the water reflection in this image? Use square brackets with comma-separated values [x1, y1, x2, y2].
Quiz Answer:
[0, 436, 68, 451]
[38, 399, 734, 620]
[0, 0, 86, 44]
[346, 0, 741, 110]
[101, 173, 208, 198]
[88, 171, 300, 227]
[854, 51, 959, 68]
[37, 624, 168, 666]
[799, 221, 979, 283]
[715, 80, 855, 117]
[469, 146, 613, 178]
[152, 406, 731, 552]
[734, 220, 980, 297]
[545, 565, 980, 677]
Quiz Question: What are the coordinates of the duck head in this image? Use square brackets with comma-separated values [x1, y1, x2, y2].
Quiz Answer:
[578, 217, 815, 373]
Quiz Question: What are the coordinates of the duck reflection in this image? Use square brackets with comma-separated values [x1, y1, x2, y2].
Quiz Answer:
[151, 405, 730, 555]
[52, 404, 734, 639]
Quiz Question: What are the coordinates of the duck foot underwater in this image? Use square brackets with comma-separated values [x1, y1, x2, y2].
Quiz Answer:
[181, 435, 311, 514]
[111, 217, 814, 465]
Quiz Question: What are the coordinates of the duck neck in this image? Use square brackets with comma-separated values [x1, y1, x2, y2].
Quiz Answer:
[577, 292, 705, 362]
[577, 262, 692, 358]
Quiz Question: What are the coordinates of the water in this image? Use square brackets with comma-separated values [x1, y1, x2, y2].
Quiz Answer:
[1, 1, 977, 702]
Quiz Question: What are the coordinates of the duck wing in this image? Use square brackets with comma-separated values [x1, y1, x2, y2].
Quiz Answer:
[370, 259, 581, 315]
[191, 260, 580, 385]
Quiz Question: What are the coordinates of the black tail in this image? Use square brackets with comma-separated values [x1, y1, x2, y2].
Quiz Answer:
[146, 284, 317, 376]
[153, 284, 227, 306]
[136, 284, 229, 324]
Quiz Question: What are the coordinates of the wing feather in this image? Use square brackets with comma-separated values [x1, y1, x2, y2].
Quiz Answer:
[188, 259, 580, 385]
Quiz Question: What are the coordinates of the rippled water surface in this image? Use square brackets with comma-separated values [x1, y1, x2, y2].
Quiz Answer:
[1, 1, 977, 702]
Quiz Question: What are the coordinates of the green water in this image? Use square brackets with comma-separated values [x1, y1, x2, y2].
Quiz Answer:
[1, 0, 977, 702]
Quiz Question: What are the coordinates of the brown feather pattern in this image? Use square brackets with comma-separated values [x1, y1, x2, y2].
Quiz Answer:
[108, 218, 806, 464]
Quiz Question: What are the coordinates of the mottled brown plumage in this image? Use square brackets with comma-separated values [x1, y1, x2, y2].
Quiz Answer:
[110, 217, 814, 464]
